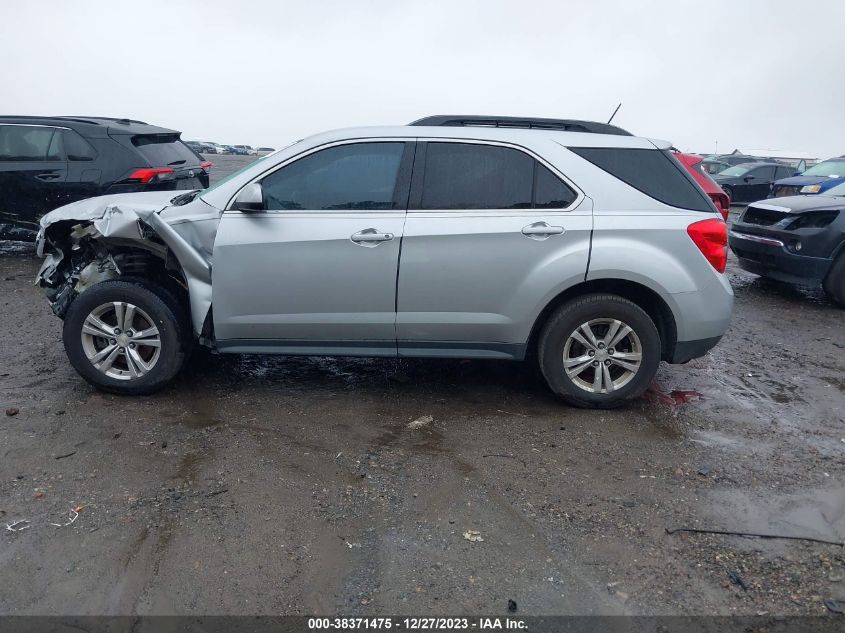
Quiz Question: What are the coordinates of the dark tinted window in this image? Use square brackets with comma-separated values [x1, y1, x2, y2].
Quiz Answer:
[0, 126, 58, 161]
[421, 143, 533, 209]
[570, 147, 714, 212]
[132, 134, 201, 166]
[261, 142, 405, 210]
[47, 129, 97, 161]
[534, 162, 577, 208]
[750, 166, 775, 180]
[776, 166, 794, 178]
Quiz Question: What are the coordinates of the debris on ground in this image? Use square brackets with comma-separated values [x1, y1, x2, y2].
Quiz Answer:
[5, 407, 19, 416]
[54, 451, 76, 460]
[727, 570, 748, 591]
[408, 415, 434, 430]
[5, 520, 30, 532]
[49, 507, 80, 528]
[463, 529, 484, 542]
[824, 599, 844, 615]
[666, 526, 844, 547]
[507, 599, 517, 612]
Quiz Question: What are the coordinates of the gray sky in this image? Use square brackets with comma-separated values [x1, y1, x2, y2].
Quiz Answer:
[3, 0, 843, 158]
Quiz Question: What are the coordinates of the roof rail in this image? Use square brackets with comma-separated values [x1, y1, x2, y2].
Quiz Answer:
[409, 115, 632, 136]
[65, 116, 149, 125]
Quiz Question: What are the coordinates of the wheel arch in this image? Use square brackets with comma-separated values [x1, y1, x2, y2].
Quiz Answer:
[526, 278, 678, 362]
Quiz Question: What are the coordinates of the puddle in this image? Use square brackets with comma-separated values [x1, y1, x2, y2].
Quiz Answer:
[709, 486, 845, 543]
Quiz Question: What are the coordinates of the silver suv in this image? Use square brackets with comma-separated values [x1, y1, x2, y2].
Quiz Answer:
[36, 116, 733, 408]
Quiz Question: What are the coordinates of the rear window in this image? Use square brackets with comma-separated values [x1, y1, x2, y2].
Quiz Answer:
[570, 147, 714, 212]
[131, 134, 200, 167]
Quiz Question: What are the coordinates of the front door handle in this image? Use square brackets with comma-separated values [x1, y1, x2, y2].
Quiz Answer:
[522, 222, 564, 239]
[35, 172, 61, 181]
[351, 228, 394, 245]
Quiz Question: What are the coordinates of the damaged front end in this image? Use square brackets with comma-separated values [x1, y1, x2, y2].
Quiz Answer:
[36, 191, 219, 341]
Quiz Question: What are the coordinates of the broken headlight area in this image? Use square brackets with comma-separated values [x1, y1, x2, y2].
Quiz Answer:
[36, 220, 170, 318]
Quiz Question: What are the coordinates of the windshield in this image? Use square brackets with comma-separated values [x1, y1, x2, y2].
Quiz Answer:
[801, 160, 845, 177]
[823, 181, 845, 196]
[719, 165, 751, 177]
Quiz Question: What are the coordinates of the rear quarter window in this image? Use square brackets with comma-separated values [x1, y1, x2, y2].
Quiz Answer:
[570, 147, 715, 212]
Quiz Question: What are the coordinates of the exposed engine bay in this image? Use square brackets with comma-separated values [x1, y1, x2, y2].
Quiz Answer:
[35, 190, 221, 340]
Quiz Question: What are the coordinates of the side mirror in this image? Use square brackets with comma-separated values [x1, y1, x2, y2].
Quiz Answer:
[232, 183, 264, 212]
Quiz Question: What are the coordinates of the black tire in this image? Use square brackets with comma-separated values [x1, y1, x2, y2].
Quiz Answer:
[721, 185, 734, 203]
[537, 294, 661, 409]
[62, 280, 189, 395]
[822, 251, 845, 307]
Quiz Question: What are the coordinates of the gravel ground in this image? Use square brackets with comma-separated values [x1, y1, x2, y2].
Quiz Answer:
[0, 156, 843, 616]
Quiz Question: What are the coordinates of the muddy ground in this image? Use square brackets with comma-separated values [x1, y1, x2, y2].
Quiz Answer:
[0, 156, 843, 617]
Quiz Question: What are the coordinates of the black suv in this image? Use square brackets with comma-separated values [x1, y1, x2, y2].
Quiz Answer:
[0, 116, 211, 240]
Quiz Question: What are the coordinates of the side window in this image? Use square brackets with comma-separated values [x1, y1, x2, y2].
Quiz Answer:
[261, 142, 405, 210]
[570, 147, 714, 212]
[62, 130, 97, 161]
[752, 166, 775, 180]
[534, 162, 577, 208]
[421, 143, 533, 209]
[0, 126, 58, 161]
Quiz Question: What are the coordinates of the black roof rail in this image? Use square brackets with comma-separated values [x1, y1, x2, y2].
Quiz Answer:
[409, 115, 632, 136]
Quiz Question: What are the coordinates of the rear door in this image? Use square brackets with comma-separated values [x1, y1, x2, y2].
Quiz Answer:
[212, 140, 414, 353]
[0, 124, 68, 234]
[396, 140, 591, 358]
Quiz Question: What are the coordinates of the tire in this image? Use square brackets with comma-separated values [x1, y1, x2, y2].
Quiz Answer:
[721, 185, 734, 203]
[822, 251, 845, 307]
[62, 280, 189, 395]
[537, 294, 661, 409]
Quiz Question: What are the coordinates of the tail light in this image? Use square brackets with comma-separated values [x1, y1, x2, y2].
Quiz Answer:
[127, 167, 175, 183]
[200, 161, 213, 171]
[687, 218, 727, 273]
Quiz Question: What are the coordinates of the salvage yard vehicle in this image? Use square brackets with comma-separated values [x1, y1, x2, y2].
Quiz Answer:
[35, 115, 733, 408]
[675, 152, 731, 220]
[770, 156, 845, 198]
[713, 162, 795, 204]
[729, 180, 845, 306]
[0, 116, 212, 241]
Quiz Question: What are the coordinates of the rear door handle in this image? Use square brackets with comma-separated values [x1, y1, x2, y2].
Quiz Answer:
[522, 222, 564, 239]
[35, 172, 61, 181]
[351, 229, 394, 244]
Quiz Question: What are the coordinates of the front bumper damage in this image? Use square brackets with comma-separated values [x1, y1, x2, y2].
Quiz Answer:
[36, 192, 217, 337]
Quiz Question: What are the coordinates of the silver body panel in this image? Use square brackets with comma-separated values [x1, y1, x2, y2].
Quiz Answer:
[36, 125, 733, 362]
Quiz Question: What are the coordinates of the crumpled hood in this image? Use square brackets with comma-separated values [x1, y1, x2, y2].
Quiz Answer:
[38, 190, 179, 229]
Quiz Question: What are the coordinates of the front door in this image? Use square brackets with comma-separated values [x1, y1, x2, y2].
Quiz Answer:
[396, 141, 592, 359]
[212, 141, 414, 355]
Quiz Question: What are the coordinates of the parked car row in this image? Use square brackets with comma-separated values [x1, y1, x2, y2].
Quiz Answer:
[184, 141, 276, 156]
[0, 116, 211, 240]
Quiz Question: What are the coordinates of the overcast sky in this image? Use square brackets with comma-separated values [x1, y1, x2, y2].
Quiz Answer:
[2, 0, 843, 158]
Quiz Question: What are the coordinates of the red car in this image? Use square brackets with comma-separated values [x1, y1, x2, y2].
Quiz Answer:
[675, 152, 731, 221]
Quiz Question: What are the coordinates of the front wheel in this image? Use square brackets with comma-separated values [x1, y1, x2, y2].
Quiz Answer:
[62, 280, 189, 395]
[537, 294, 661, 408]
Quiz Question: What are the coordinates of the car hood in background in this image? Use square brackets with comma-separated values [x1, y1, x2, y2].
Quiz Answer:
[773, 175, 841, 187]
[755, 195, 845, 213]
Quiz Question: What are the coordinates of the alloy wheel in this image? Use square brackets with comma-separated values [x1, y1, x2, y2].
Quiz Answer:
[562, 318, 643, 394]
[80, 302, 161, 380]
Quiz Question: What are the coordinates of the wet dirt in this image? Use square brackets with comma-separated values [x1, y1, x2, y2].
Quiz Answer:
[1, 197, 843, 616]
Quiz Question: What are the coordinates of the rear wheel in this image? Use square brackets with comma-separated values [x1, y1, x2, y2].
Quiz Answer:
[63, 280, 189, 395]
[822, 251, 845, 307]
[537, 294, 661, 408]
[721, 185, 734, 203]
